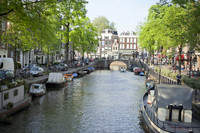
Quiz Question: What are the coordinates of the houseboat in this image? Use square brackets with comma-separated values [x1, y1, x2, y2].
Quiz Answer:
[141, 84, 200, 133]
[29, 84, 46, 96]
[46, 72, 66, 86]
[0, 85, 32, 120]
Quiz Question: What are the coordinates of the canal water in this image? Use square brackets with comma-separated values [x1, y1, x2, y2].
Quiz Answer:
[0, 70, 147, 133]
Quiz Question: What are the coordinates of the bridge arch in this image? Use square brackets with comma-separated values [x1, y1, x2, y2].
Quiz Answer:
[108, 60, 129, 70]
[93, 60, 135, 69]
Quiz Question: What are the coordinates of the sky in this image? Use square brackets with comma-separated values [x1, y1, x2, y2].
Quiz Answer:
[86, 0, 160, 34]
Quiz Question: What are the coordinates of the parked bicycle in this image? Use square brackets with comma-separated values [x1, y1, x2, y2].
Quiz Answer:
[19, 71, 33, 80]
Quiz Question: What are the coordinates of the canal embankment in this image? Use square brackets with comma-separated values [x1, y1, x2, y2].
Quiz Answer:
[26, 63, 95, 86]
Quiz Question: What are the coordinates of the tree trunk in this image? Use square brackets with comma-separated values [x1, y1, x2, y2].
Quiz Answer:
[178, 46, 183, 74]
[65, 22, 70, 64]
[14, 44, 17, 80]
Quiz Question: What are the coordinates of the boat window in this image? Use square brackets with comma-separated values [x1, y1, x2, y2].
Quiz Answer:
[14, 89, 18, 96]
[0, 62, 3, 68]
[33, 86, 39, 89]
[4, 92, 9, 100]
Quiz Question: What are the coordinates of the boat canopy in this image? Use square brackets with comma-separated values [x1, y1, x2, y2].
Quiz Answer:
[153, 84, 193, 110]
[47, 73, 65, 83]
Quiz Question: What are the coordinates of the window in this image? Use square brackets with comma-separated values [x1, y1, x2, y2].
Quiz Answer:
[130, 38, 133, 43]
[127, 38, 129, 43]
[120, 38, 122, 43]
[105, 41, 107, 45]
[130, 44, 133, 49]
[122, 44, 125, 49]
[127, 44, 129, 49]
[14, 89, 18, 96]
[134, 38, 137, 43]
[4, 93, 9, 100]
[102, 41, 104, 45]
[116, 47, 117, 50]
[134, 44, 136, 49]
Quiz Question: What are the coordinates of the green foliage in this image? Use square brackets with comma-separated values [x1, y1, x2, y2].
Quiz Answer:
[138, 1, 200, 72]
[70, 17, 98, 56]
[182, 75, 200, 90]
[92, 16, 116, 35]
[6, 102, 13, 109]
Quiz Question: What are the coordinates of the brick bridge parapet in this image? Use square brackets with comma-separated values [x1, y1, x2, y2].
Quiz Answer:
[93, 59, 138, 69]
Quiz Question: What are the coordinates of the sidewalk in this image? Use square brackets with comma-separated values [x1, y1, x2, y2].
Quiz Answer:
[24, 63, 94, 85]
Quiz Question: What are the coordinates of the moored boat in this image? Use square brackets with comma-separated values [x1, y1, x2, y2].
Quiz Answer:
[46, 72, 66, 85]
[120, 67, 126, 72]
[141, 84, 200, 133]
[0, 85, 32, 120]
[139, 72, 145, 76]
[64, 74, 73, 81]
[133, 67, 143, 75]
[29, 84, 46, 96]
[88, 67, 95, 72]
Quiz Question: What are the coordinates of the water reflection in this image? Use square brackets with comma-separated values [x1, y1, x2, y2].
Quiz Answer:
[0, 70, 146, 133]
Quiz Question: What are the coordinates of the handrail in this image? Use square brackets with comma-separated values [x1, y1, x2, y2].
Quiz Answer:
[142, 93, 200, 133]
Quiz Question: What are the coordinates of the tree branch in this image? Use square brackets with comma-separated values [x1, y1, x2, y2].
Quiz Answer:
[0, 9, 14, 17]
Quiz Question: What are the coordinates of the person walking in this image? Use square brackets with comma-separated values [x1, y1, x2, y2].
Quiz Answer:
[177, 72, 182, 85]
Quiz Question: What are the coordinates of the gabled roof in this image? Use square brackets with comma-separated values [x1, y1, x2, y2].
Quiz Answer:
[153, 84, 193, 110]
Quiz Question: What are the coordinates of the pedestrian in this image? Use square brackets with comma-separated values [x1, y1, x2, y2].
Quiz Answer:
[176, 72, 181, 85]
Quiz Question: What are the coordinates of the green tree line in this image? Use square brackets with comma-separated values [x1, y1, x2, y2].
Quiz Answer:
[0, 0, 99, 65]
[137, 0, 200, 73]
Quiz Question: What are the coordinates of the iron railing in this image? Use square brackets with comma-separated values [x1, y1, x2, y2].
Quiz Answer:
[142, 94, 200, 133]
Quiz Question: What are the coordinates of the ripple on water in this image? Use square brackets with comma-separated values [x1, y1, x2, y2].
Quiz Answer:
[0, 70, 146, 133]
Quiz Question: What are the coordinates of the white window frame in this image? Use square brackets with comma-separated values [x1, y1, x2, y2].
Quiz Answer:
[127, 38, 129, 43]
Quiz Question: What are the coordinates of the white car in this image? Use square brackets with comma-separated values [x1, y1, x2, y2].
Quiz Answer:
[30, 67, 44, 76]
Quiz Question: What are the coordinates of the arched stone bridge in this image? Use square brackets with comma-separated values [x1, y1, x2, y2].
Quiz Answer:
[93, 59, 137, 69]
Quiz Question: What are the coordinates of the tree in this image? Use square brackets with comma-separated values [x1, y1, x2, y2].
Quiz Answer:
[92, 16, 116, 35]
[57, 0, 88, 63]
[70, 17, 98, 59]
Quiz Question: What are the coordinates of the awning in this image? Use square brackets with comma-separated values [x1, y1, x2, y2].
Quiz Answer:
[176, 55, 184, 61]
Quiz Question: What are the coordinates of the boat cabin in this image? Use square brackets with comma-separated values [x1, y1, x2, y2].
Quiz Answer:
[152, 84, 193, 123]
[0, 85, 24, 109]
[46, 72, 66, 84]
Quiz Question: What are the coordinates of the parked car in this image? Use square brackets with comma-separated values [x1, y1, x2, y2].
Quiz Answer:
[0, 70, 14, 81]
[25, 64, 38, 71]
[30, 67, 44, 76]
[56, 63, 68, 71]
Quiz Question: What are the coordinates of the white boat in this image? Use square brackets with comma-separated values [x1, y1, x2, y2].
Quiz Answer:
[120, 67, 126, 72]
[29, 84, 46, 96]
[46, 72, 66, 85]
[0, 85, 31, 120]
[141, 84, 200, 133]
